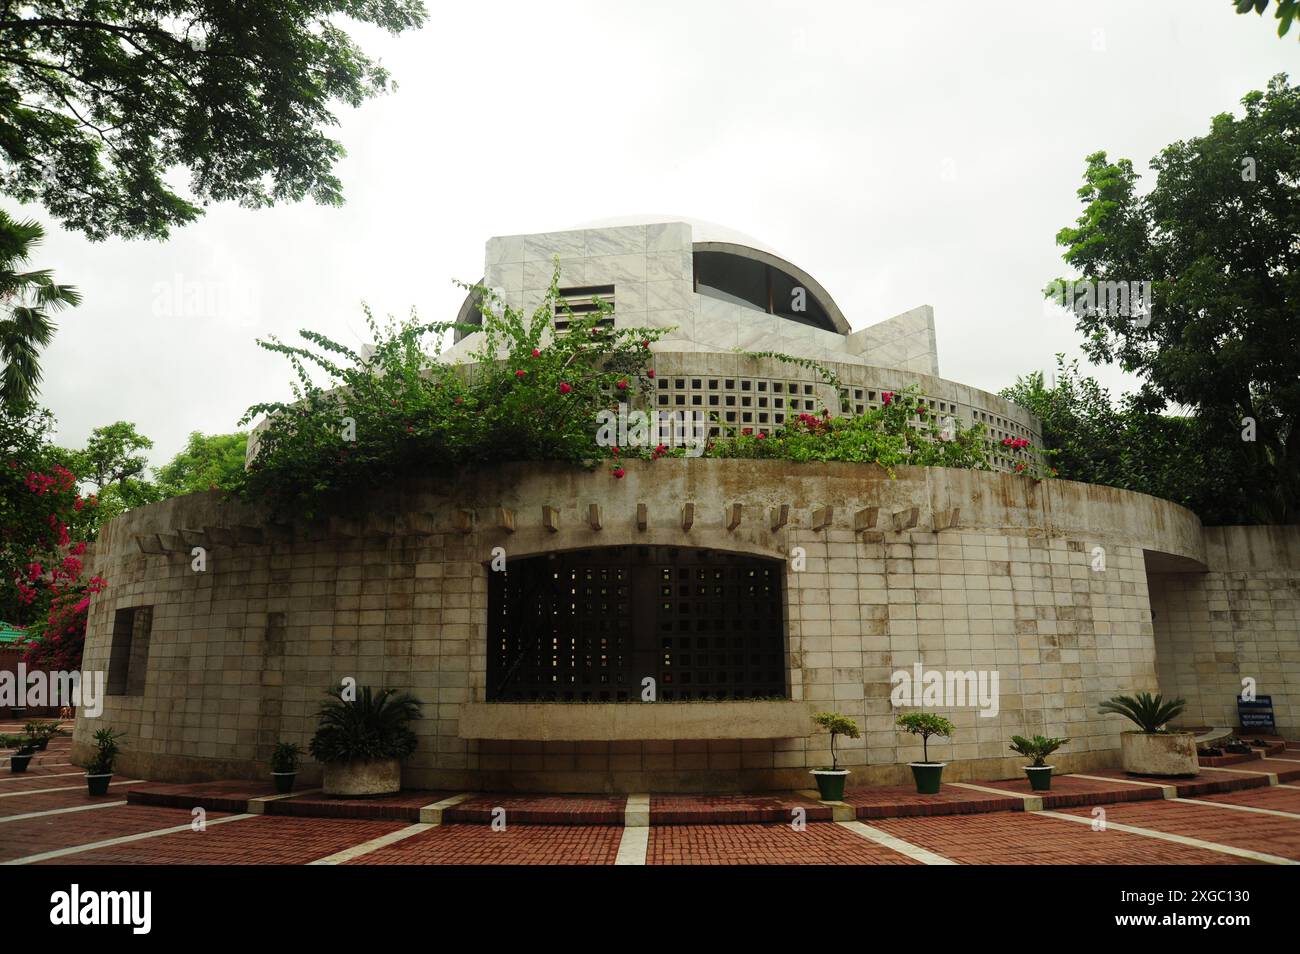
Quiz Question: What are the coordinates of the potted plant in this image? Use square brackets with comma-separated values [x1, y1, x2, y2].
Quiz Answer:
[270, 741, 302, 793]
[810, 711, 861, 800]
[1009, 734, 1069, 791]
[5, 735, 36, 773]
[25, 721, 58, 751]
[85, 728, 125, 795]
[309, 686, 422, 797]
[896, 712, 955, 794]
[1099, 692, 1197, 776]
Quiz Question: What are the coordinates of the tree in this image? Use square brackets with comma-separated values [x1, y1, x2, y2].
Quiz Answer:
[1001, 357, 1247, 524]
[1234, 0, 1300, 41]
[72, 421, 153, 490]
[0, 1, 428, 241]
[1052, 74, 1300, 523]
[156, 430, 248, 496]
[0, 211, 79, 409]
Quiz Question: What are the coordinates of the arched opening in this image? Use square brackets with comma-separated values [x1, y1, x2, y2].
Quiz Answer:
[487, 546, 787, 702]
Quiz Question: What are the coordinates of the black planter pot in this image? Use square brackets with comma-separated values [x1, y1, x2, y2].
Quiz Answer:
[86, 773, 113, 796]
[10, 752, 34, 772]
[36, 737, 49, 751]
[272, 772, 297, 794]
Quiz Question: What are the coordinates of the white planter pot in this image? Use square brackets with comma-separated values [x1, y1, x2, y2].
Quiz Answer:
[1120, 731, 1199, 777]
[321, 758, 401, 796]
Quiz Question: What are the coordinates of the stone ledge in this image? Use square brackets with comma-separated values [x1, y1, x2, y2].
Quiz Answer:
[457, 700, 814, 741]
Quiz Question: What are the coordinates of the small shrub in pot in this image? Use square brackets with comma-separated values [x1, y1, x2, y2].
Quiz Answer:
[896, 712, 955, 794]
[809, 711, 860, 801]
[1009, 734, 1069, 791]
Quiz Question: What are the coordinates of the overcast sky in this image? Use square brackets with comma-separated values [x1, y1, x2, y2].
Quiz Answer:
[18, 0, 1299, 467]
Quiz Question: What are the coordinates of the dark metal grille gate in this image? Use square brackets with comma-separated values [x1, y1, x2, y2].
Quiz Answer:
[487, 547, 786, 702]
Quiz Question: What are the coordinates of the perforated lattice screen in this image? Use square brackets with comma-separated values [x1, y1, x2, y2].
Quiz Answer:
[487, 547, 786, 702]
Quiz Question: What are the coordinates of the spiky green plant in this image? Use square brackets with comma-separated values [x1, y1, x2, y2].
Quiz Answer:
[812, 711, 861, 771]
[309, 686, 423, 763]
[1098, 692, 1186, 733]
[86, 728, 124, 774]
[270, 741, 303, 773]
[1009, 734, 1070, 767]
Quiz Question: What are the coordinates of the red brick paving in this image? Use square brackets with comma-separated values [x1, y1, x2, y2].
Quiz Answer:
[1194, 786, 1300, 813]
[650, 793, 831, 824]
[840, 784, 1023, 817]
[348, 823, 623, 864]
[1081, 767, 1269, 797]
[445, 793, 626, 825]
[978, 774, 1166, 809]
[0, 788, 124, 817]
[0, 804, 221, 863]
[869, 811, 1257, 864]
[648, 822, 920, 864]
[1057, 799, 1300, 861]
[32, 814, 405, 865]
[268, 790, 458, 821]
[128, 780, 283, 812]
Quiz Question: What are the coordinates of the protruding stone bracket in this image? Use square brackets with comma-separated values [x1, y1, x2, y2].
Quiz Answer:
[854, 507, 879, 532]
[681, 503, 695, 531]
[542, 506, 560, 532]
[135, 534, 166, 555]
[496, 507, 516, 533]
[203, 526, 235, 546]
[726, 503, 743, 531]
[769, 504, 789, 532]
[636, 503, 648, 531]
[588, 504, 602, 531]
[811, 506, 833, 532]
[932, 507, 961, 532]
[891, 507, 920, 532]
[177, 528, 207, 548]
[234, 525, 264, 545]
[398, 512, 438, 536]
[454, 510, 475, 535]
[157, 531, 186, 553]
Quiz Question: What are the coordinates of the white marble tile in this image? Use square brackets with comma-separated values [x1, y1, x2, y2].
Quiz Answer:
[646, 250, 692, 282]
[486, 235, 525, 265]
[647, 221, 691, 252]
[485, 262, 524, 293]
[523, 229, 586, 262]
[584, 226, 647, 257]
[586, 253, 647, 284]
[646, 279, 691, 312]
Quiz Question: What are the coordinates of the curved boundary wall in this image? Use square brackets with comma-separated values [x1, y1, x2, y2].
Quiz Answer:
[71, 460, 1231, 793]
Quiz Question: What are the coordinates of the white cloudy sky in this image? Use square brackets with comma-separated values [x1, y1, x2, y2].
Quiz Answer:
[18, 0, 1299, 466]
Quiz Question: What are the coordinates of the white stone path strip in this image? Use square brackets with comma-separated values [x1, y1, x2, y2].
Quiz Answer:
[3, 812, 257, 865]
[1065, 773, 1178, 798]
[1177, 797, 1300, 820]
[0, 779, 140, 798]
[1197, 765, 1280, 785]
[247, 788, 321, 814]
[615, 794, 651, 865]
[308, 823, 436, 865]
[1033, 809, 1298, 865]
[0, 800, 127, 824]
[309, 792, 477, 864]
[835, 820, 958, 865]
[949, 781, 1043, 811]
[0, 769, 81, 783]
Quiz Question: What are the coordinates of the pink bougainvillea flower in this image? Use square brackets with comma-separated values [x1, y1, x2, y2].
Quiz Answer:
[531, 348, 540, 358]
[616, 379, 628, 390]
[882, 392, 894, 405]
[515, 369, 526, 378]
[559, 382, 572, 394]
[612, 468, 626, 479]
[647, 369, 656, 378]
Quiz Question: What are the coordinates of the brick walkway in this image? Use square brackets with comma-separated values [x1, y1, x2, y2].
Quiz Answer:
[5, 730, 1299, 866]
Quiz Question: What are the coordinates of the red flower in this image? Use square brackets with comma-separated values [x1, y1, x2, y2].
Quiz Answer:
[515, 369, 526, 378]
[612, 468, 625, 479]
[616, 379, 628, 390]
[742, 428, 753, 436]
[882, 392, 894, 405]
[559, 382, 572, 394]
[531, 348, 540, 358]
[647, 369, 655, 378]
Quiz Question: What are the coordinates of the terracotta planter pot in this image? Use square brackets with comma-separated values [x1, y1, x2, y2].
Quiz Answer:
[321, 758, 401, 796]
[1120, 731, 1199, 777]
